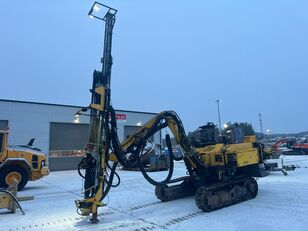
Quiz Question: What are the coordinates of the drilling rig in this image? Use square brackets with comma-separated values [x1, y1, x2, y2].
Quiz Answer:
[75, 2, 269, 223]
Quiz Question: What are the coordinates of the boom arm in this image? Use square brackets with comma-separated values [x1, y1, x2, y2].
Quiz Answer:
[114, 111, 193, 165]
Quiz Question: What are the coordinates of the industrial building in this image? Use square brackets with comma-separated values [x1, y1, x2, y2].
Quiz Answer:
[0, 99, 160, 171]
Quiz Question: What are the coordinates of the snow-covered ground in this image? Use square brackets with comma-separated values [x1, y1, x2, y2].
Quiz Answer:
[1, 155, 308, 231]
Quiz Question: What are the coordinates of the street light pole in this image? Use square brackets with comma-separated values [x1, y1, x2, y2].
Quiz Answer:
[216, 99, 222, 134]
[258, 113, 264, 139]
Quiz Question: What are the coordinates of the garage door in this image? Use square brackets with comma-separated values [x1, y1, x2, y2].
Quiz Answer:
[49, 122, 89, 171]
[49, 122, 89, 153]
[0, 120, 8, 130]
[124, 125, 154, 141]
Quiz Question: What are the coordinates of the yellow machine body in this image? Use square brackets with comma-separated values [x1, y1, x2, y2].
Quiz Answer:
[196, 142, 260, 168]
[0, 130, 49, 190]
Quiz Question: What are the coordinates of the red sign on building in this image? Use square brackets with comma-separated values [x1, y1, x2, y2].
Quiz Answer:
[115, 114, 127, 121]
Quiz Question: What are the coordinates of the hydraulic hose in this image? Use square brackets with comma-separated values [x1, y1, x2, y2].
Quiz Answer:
[166, 134, 183, 161]
[100, 161, 118, 201]
[137, 143, 174, 186]
[107, 110, 192, 187]
[105, 162, 121, 187]
[77, 158, 86, 179]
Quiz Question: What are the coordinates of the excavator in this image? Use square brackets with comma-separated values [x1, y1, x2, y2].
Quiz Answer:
[75, 2, 269, 223]
[271, 137, 308, 155]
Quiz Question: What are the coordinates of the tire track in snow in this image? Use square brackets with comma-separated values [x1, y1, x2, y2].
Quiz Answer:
[132, 211, 204, 231]
[162, 211, 203, 227]
[0, 211, 115, 231]
[129, 201, 161, 211]
[107, 203, 204, 231]
[107, 205, 168, 230]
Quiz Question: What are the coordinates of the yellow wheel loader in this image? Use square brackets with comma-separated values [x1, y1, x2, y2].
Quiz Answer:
[0, 130, 49, 191]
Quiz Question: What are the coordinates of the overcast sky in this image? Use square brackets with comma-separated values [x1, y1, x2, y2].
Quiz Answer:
[0, 0, 307, 134]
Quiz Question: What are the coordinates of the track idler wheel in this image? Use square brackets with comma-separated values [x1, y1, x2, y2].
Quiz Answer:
[155, 184, 170, 202]
[244, 177, 258, 199]
[195, 188, 213, 212]
[155, 180, 196, 202]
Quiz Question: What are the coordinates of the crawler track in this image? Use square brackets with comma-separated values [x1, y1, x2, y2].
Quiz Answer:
[155, 177, 259, 212]
[195, 177, 258, 212]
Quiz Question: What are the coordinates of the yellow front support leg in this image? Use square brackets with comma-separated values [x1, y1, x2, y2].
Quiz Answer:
[75, 181, 106, 223]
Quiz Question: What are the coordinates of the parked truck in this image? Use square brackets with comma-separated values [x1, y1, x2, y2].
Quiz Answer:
[0, 130, 49, 190]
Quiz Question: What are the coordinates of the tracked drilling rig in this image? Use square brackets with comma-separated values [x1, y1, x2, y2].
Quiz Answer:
[75, 2, 269, 223]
